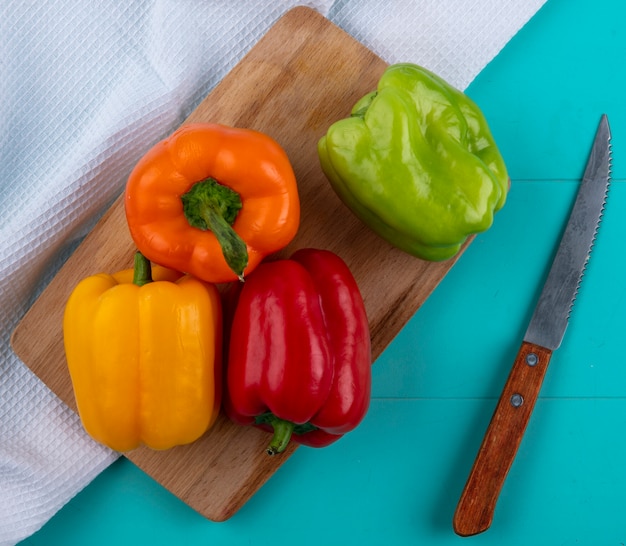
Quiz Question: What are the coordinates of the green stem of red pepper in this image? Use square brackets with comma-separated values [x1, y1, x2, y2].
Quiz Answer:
[256, 412, 318, 455]
[267, 416, 295, 456]
[181, 178, 248, 281]
[132, 251, 153, 286]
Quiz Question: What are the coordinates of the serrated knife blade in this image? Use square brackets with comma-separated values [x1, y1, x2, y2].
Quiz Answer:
[453, 114, 612, 537]
[524, 115, 611, 350]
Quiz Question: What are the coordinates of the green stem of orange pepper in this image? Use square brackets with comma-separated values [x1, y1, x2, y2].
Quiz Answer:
[181, 178, 248, 281]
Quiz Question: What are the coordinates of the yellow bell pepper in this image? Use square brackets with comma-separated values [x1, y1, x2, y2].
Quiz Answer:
[63, 252, 222, 452]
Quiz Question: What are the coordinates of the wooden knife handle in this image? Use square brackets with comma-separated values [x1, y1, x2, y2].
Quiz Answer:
[453, 341, 553, 537]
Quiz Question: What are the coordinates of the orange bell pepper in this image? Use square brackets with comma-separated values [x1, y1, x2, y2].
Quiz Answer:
[125, 123, 300, 283]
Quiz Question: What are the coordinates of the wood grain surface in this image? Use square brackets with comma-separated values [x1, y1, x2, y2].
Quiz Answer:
[11, 6, 468, 521]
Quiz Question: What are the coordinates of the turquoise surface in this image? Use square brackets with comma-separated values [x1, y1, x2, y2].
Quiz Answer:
[21, 0, 626, 544]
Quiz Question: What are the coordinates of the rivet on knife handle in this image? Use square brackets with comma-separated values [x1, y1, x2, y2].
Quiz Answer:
[452, 341, 552, 536]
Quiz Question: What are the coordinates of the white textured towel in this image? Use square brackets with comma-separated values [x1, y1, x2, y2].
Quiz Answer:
[0, 1, 547, 543]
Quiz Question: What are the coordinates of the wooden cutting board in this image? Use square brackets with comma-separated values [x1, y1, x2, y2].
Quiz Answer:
[11, 6, 468, 522]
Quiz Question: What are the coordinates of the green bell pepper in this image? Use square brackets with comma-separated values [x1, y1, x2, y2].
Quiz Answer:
[318, 63, 509, 261]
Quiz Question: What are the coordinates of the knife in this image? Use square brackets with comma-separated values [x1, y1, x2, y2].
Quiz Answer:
[453, 114, 612, 537]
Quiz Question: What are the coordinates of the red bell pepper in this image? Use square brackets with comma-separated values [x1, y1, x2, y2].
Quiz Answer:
[224, 248, 372, 455]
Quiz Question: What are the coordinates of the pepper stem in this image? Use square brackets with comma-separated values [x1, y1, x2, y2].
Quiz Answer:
[255, 413, 296, 456]
[181, 178, 248, 281]
[132, 251, 153, 286]
[266, 417, 295, 456]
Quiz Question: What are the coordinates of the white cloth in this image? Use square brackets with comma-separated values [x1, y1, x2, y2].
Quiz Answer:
[0, 1, 547, 543]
